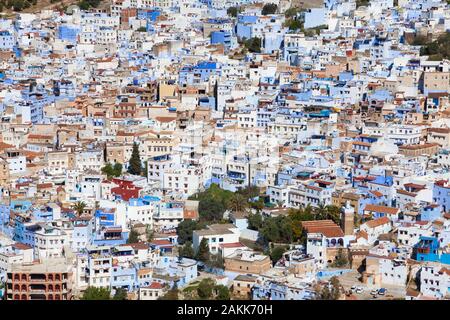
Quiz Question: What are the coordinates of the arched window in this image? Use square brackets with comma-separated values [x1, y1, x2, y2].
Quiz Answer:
[21, 274, 27, 281]
[338, 238, 344, 246]
[14, 294, 20, 300]
[21, 284, 27, 291]
[21, 294, 27, 300]
[14, 284, 20, 291]
[330, 238, 337, 246]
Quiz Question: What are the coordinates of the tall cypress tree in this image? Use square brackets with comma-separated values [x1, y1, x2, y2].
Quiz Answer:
[128, 142, 142, 175]
[196, 238, 210, 262]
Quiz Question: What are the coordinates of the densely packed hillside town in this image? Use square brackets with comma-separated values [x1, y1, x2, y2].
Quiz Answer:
[0, 0, 449, 301]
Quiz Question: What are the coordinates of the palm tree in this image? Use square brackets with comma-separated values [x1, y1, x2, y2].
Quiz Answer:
[314, 203, 327, 220]
[72, 201, 87, 216]
[228, 193, 248, 212]
[324, 205, 341, 224]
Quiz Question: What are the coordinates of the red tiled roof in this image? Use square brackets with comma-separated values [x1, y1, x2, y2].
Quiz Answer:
[369, 190, 384, 198]
[148, 282, 164, 289]
[356, 230, 368, 240]
[219, 242, 246, 248]
[12, 242, 32, 250]
[364, 204, 399, 215]
[396, 189, 417, 197]
[121, 242, 149, 250]
[183, 209, 198, 220]
[365, 216, 391, 229]
[155, 116, 176, 123]
[404, 183, 426, 190]
[111, 186, 141, 201]
[301, 220, 345, 238]
[150, 240, 173, 246]
[37, 183, 53, 190]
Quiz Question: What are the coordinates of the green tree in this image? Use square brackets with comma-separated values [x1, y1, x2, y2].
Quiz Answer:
[196, 238, 210, 262]
[72, 201, 87, 216]
[261, 3, 277, 15]
[179, 241, 195, 259]
[101, 163, 115, 178]
[78, 0, 89, 9]
[315, 276, 342, 300]
[215, 285, 230, 300]
[197, 278, 215, 299]
[356, 0, 370, 8]
[249, 198, 265, 211]
[419, 32, 450, 60]
[113, 162, 122, 177]
[146, 224, 153, 242]
[244, 37, 261, 53]
[137, 26, 147, 32]
[143, 161, 148, 178]
[176, 219, 205, 244]
[314, 203, 327, 219]
[331, 248, 349, 268]
[260, 215, 294, 243]
[325, 205, 341, 224]
[247, 212, 263, 230]
[113, 288, 128, 300]
[81, 287, 111, 300]
[189, 184, 235, 222]
[12, 0, 25, 11]
[205, 253, 224, 269]
[128, 142, 142, 175]
[78, 0, 101, 10]
[199, 197, 225, 221]
[284, 7, 302, 18]
[227, 6, 240, 17]
[227, 193, 248, 212]
[127, 229, 140, 244]
[159, 284, 179, 300]
[287, 19, 303, 31]
[270, 246, 287, 264]
[237, 186, 260, 199]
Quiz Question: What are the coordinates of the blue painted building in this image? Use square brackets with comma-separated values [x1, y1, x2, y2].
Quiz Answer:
[179, 61, 221, 85]
[32, 204, 61, 222]
[236, 15, 258, 39]
[433, 180, 450, 212]
[413, 236, 450, 265]
[71, 218, 94, 252]
[0, 204, 12, 237]
[138, 9, 161, 21]
[304, 8, 328, 29]
[211, 30, 232, 51]
[252, 281, 316, 300]
[0, 30, 14, 50]
[13, 214, 32, 242]
[92, 227, 129, 246]
[111, 265, 137, 291]
[419, 204, 441, 222]
[57, 25, 80, 43]
[95, 208, 116, 227]
[153, 256, 197, 288]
